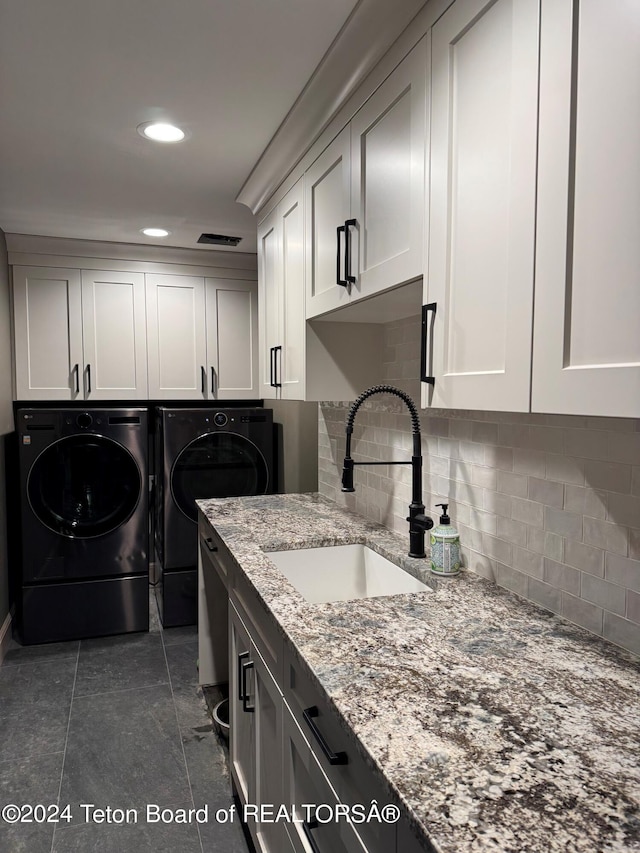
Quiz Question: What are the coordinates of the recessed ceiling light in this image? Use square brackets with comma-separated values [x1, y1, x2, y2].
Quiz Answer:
[137, 122, 186, 143]
[141, 227, 171, 238]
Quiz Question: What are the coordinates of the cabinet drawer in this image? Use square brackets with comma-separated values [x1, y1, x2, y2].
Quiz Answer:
[283, 702, 369, 853]
[284, 643, 396, 853]
[230, 567, 283, 688]
[198, 515, 233, 588]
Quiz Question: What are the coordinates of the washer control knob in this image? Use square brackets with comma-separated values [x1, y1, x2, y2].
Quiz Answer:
[213, 412, 228, 427]
[76, 412, 93, 429]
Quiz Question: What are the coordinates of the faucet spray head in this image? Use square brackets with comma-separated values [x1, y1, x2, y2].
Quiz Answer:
[341, 457, 355, 492]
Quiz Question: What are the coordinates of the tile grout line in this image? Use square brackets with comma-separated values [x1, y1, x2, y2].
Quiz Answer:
[157, 613, 206, 853]
[49, 641, 80, 853]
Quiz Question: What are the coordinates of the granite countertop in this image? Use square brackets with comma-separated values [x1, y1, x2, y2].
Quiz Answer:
[197, 492, 640, 853]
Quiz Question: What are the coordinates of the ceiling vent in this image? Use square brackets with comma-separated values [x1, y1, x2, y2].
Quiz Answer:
[197, 233, 242, 247]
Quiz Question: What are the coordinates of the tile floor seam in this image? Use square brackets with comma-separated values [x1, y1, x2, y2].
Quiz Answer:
[50, 641, 80, 853]
[159, 624, 206, 853]
[70, 679, 171, 701]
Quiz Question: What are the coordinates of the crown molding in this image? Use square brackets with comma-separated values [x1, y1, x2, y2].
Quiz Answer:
[236, 0, 427, 215]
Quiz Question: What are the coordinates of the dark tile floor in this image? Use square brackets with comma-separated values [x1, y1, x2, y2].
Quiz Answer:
[0, 592, 250, 853]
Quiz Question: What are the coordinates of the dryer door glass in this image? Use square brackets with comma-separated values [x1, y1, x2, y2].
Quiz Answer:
[171, 432, 269, 522]
[27, 434, 142, 538]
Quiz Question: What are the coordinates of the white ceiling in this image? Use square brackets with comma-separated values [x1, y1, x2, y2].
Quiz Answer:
[0, 0, 359, 254]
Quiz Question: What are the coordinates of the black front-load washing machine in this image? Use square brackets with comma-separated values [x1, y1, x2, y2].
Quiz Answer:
[155, 407, 274, 627]
[16, 408, 149, 644]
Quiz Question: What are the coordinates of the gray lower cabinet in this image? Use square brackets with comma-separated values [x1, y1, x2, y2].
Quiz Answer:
[200, 518, 428, 853]
[230, 602, 291, 853]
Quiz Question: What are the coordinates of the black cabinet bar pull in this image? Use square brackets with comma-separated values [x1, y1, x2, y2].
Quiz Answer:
[336, 224, 347, 287]
[86, 364, 91, 394]
[201, 365, 206, 394]
[241, 660, 255, 712]
[204, 537, 218, 553]
[273, 345, 282, 388]
[420, 303, 437, 386]
[269, 347, 275, 388]
[237, 651, 249, 701]
[345, 218, 357, 284]
[210, 366, 216, 396]
[302, 820, 321, 853]
[73, 363, 79, 394]
[302, 706, 348, 765]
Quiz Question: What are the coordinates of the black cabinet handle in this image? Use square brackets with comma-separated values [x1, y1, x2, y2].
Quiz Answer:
[241, 659, 255, 712]
[273, 345, 282, 388]
[210, 366, 216, 396]
[237, 651, 249, 701]
[420, 303, 437, 386]
[72, 363, 79, 394]
[204, 537, 218, 553]
[269, 347, 275, 388]
[336, 224, 347, 287]
[345, 218, 357, 284]
[201, 365, 206, 394]
[302, 706, 348, 765]
[302, 819, 321, 853]
[86, 364, 91, 394]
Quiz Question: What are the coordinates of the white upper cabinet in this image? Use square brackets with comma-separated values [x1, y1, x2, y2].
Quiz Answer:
[304, 128, 352, 318]
[532, 0, 640, 417]
[206, 277, 259, 400]
[146, 273, 207, 399]
[258, 180, 306, 400]
[80, 270, 147, 399]
[305, 39, 427, 319]
[350, 37, 426, 302]
[147, 273, 258, 401]
[424, 0, 539, 412]
[13, 265, 147, 400]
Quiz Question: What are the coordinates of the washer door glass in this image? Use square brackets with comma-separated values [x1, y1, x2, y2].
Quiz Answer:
[28, 434, 142, 539]
[171, 432, 269, 522]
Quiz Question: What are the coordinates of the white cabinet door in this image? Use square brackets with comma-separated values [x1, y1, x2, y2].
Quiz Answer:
[532, 0, 640, 417]
[146, 273, 207, 399]
[230, 605, 253, 809]
[350, 38, 427, 301]
[304, 127, 351, 318]
[424, 0, 539, 411]
[280, 180, 305, 401]
[258, 180, 306, 401]
[258, 206, 282, 399]
[13, 266, 83, 400]
[81, 270, 147, 399]
[206, 277, 258, 400]
[252, 649, 286, 853]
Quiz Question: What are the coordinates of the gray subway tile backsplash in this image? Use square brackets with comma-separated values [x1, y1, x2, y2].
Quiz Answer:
[318, 315, 640, 656]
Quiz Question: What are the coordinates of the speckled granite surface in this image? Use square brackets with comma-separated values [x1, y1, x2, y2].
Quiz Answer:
[197, 493, 640, 853]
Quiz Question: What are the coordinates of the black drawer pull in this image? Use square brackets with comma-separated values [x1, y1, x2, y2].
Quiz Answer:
[302, 819, 321, 853]
[238, 651, 249, 701]
[204, 537, 218, 553]
[345, 218, 357, 284]
[241, 660, 255, 712]
[72, 363, 80, 394]
[336, 224, 347, 287]
[420, 302, 437, 385]
[86, 363, 91, 394]
[201, 365, 206, 394]
[273, 345, 282, 388]
[302, 706, 347, 765]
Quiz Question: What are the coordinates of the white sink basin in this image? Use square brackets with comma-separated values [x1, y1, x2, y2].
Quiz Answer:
[266, 544, 430, 604]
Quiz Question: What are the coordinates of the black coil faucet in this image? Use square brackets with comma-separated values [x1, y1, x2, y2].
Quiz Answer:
[341, 385, 434, 558]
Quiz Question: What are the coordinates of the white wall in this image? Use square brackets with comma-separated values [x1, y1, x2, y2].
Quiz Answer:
[319, 315, 640, 656]
[0, 228, 14, 633]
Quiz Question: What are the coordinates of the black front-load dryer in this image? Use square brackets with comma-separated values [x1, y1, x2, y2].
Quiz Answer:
[155, 407, 274, 627]
[16, 408, 149, 644]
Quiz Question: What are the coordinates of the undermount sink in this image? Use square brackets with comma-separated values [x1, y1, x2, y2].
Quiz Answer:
[266, 543, 431, 604]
